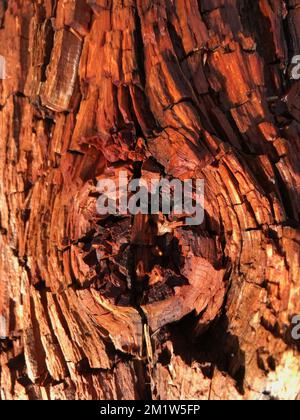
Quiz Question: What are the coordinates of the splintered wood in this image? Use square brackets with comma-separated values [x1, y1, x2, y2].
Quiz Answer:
[0, 0, 300, 400]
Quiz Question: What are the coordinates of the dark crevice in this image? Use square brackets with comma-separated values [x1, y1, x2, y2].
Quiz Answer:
[40, 19, 55, 83]
[158, 310, 246, 395]
[134, 8, 146, 88]
[0, 0, 8, 28]
[273, 163, 296, 220]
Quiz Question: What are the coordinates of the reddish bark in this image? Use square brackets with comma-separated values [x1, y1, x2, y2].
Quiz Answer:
[0, 0, 300, 400]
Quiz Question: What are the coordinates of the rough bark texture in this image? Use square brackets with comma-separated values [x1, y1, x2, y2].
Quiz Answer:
[0, 0, 300, 400]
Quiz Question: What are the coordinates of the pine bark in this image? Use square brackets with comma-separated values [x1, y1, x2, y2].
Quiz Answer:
[0, 0, 300, 400]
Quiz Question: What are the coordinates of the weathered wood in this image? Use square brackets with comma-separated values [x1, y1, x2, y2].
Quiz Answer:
[0, 0, 300, 400]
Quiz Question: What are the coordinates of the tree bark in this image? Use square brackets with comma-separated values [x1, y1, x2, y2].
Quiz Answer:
[0, 0, 300, 400]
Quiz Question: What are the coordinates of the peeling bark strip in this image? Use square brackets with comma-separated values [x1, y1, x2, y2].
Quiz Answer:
[0, 0, 300, 401]
[40, 29, 83, 112]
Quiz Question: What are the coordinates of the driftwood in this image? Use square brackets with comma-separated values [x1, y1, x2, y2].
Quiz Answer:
[0, 0, 300, 400]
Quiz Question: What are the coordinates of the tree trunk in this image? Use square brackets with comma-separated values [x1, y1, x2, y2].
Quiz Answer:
[0, 0, 300, 401]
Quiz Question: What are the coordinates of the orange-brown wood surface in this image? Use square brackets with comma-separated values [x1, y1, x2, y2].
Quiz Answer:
[0, 0, 300, 400]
